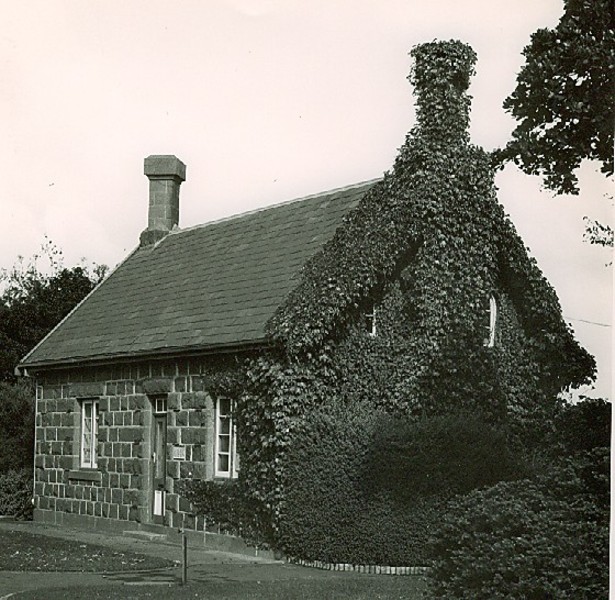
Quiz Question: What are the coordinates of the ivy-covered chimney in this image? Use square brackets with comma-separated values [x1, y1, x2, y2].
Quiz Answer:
[408, 41, 477, 144]
[140, 155, 186, 246]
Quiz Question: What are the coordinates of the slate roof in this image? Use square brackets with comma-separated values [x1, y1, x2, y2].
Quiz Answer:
[20, 181, 376, 368]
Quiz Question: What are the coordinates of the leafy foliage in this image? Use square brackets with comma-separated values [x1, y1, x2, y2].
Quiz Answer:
[427, 448, 609, 599]
[232, 41, 595, 540]
[275, 402, 527, 565]
[0, 381, 35, 472]
[176, 478, 272, 547]
[496, 0, 615, 195]
[583, 216, 614, 248]
[0, 240, 107, 381]
[551, 396, 611, 454]
[0, 468, 33, 519]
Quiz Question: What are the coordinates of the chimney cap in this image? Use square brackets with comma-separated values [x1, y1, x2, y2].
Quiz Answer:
[144, 155, 186, 181]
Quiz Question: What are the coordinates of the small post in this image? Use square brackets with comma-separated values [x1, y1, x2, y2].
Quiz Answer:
[180, 512, 188, 585]
[181, 531, 188, 585]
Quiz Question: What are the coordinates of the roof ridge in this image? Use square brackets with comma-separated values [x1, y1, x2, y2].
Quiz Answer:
[167, 178, 381, 238]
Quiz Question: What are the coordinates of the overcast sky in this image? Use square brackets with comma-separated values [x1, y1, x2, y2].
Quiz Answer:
[1, 0, 612, 398]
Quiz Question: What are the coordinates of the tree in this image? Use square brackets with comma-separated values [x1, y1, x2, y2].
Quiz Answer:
[0, 240, 107, 381]
[495, 0, 614, 197]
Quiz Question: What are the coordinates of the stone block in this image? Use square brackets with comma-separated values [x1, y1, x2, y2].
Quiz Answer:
[69, 382, 105, 398]
[166, 427, 179, 444]
[191, 445, 204, 462]
[181, 428, 207, 445]
[61, 413, 74, 427]
[182, 392, 210, 410]
[59, 456, 73, 470]
[141, 377, 173, 395]
[109, 397, 120, 411]
[124, 490, 139, 506]
[56, 427, 73, 442]
[43, 385, 61, 400]
[167, 461, 180, 479]
[190, 377, 207, 392]
[174, 377, 186, 393]
[127, 396, 146, 411]
[123, 459, 142, 475]
[133, 443, 145, 459]
[119, 505, 129, 520]
[118, 428, 142, 443]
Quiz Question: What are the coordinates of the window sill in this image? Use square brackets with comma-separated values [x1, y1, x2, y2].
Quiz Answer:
[68, 469, 102, 483]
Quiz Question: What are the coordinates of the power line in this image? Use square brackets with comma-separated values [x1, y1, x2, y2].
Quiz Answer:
[565, 316, 611, 328]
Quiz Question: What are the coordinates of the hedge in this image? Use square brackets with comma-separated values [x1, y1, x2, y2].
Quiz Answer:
[275, 401, 526, 565]
[177, 478, 272, 548]
[0, 468, 33, 519]
[427, 448, 609, 599]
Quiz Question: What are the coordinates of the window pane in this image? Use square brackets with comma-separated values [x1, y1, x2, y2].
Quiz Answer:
[219, 418, 230, 434]
[219, 398, 231, 416]
[218, 435, 230, 452]
[217, 454, 229, 472]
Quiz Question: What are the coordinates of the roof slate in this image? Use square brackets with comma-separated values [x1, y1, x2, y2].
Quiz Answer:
[21, 181, 376, 368]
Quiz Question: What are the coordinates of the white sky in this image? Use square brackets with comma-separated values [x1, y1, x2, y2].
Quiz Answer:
[1, 0, 612, 398]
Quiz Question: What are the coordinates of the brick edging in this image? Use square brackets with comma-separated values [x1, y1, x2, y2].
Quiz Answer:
[287, 556, 429, 575]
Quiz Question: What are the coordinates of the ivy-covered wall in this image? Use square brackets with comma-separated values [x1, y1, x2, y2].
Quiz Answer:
[233, 40, 596, 544]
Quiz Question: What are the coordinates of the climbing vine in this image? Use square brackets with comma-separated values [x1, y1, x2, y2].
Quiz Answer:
[230, 40, 596, 538]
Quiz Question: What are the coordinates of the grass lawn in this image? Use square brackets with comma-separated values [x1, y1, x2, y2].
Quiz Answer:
[17, 577, 429, 599]
[0, 529, 175, 572]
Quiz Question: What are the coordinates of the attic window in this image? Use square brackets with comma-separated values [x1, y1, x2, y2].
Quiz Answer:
[365, 303, 377, 337]
[484, 295, 498, 348]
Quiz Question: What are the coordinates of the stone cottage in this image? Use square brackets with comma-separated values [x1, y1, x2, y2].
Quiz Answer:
[18, 41, 594, 539]
[18, 155, 377, 530]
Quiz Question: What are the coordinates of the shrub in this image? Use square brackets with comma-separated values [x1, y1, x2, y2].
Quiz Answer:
[0, 468, 33, 519]
[553, 397, 611, 455]
[276, 402, 525, 565]
[427, 448, 609, 599]
[363, 411, 528, 500]
[177, 478, 272, 547]
[0, 381, 35, 472]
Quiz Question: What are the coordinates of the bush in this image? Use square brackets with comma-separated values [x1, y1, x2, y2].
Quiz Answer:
[553, 397, 611, 455]
[363, 411, 528, 500]
[0, 381, 35, 472]
[0, 468, 33, 519]
[276, 402, 525, 565]
[177, 478, 272, 547]
[427, 448, 609, 599]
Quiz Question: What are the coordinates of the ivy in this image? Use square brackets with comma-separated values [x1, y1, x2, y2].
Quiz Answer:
[217, 40, 595, 546]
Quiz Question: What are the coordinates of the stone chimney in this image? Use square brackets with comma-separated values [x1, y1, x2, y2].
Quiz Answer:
[140, 155, 186, 246]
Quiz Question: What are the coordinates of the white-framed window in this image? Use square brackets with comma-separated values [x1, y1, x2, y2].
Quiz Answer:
[365, 303, 377, 337]
[484, 295, 498, 348]
[80, 399, 99, 469]
[214, 397, 238, 478]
